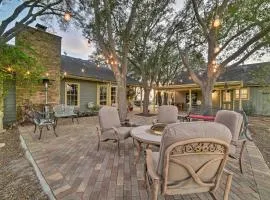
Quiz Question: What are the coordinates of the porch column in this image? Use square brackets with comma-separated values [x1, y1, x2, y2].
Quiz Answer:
[140, 87, 143, 112]
[189, 89, 192, 111]
[152, 89, 156, 112]
[219, 90, 222, 109]
[239, 89, 242, 110]
[232, 90, 235, 110]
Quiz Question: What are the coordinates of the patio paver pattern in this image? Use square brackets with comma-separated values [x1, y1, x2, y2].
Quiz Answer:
[19, 113, 270, 200]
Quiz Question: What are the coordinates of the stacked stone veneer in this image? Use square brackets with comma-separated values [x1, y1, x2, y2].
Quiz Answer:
[15, 26, 61, 113]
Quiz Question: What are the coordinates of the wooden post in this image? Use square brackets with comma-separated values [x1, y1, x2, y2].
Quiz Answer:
[189, 89, 192, 111]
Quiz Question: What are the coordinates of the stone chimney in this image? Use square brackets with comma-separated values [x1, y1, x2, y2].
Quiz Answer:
[15, 24, 62, 112]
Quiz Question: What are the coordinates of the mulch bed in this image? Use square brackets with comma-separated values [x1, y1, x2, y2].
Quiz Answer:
[0, 128, 48, 200]
[135, 113, 157, 117]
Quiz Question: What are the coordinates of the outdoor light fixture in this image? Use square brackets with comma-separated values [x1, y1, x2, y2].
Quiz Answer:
[64, 11, 72, 21]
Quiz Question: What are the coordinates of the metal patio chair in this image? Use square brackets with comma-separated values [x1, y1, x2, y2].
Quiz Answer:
[145, 122, 233, 200]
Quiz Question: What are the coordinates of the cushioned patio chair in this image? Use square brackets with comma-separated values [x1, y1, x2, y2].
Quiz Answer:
[33, 111, 57, 140]
[145, 122, 233, 200]
[153, 105, 179, 124]
[96, 106, 133, 155]
[214, 110, 247, 173]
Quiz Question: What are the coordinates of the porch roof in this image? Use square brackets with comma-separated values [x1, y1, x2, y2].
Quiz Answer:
[171, 62, 270, 87]
[61, 55, 140, 86]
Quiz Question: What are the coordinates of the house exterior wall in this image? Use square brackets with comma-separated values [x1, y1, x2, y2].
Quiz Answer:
[15, 26, 61, 113]
[248, 87, 270, 115]
[60, 78, 98, 112]
[3, 80, 16, 125]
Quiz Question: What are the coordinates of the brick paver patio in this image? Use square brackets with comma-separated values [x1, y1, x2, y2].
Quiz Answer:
[19, 112, 270, 200]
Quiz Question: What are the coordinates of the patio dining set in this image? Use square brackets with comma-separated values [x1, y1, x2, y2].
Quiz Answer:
[96, 105, 250, 200]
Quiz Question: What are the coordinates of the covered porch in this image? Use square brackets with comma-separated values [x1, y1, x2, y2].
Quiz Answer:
[154, 81, 246, 111]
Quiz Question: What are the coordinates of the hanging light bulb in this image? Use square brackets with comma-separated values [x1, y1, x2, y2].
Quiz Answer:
[7, 67, 12, 72]
[214, 46, 220, 53]
[26, 71, 30, 75]
[81, 68, 85, 73]
[106, 59, 109, 64]
[46, 72, 49, 77]
[213, 16, 221, 28]
[212, 60, 216, 65]
[64, 11, 72, 21]
[213, 68, 217, 73]
[97, 64, 100, 68]
[109, 54, 113, 59]
[188, 76, 192, 80]
[63, 72, 67, 76]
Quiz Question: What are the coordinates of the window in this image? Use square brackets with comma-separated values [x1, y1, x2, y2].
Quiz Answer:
[111, 86, 117, 105]
[235, 88, 249, 100]
[223, 91, 231, 102]
[66, 83, 79, 106]
[99, 85, 107, 105]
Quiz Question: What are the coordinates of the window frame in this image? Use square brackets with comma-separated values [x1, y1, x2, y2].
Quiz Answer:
[98, 84, 108, 106]
[65, 82, 80, 107]
[111, 85, 117, 105]
[222, 90, 232, 102]
[235, 88, 249, 100]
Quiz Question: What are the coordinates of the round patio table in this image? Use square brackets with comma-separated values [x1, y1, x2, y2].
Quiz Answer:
[130, 125, 162, 164]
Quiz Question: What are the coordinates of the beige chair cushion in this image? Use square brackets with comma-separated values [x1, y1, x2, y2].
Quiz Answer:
[157, 122, 232, 175]
[152, 152, 159, 171]
[157, 105, 178, 124]
[102, 127, 131, 140]
[99, 106, 121, 131]
[215, 110, 243, 142]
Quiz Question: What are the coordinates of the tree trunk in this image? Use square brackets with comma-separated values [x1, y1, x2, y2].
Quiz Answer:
[143, 87, 151, 115]
[163, 92, 168, 105]
[201, 84, 214, 115]
[157, 91, 162, 106]
[117, 78, 127, 122]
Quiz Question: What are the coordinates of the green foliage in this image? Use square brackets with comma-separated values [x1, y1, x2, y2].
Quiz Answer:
[0, 42, 45, 111]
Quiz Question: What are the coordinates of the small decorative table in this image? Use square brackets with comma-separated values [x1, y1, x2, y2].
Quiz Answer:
[130, 125, 162, 164]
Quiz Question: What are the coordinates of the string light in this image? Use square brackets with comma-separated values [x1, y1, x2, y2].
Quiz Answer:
[46, 72, 49, 77]
[213, 16, 221, 28]
[63, 72, 67, 76]
[81, 68, 85, 73]
[214, 46, 220, 53]
[7, 67, 12, 72]
[64, 11, 72, 21]
[188, 76, 192, 80]
[26, 71, 30, 75]
[213, 68, 217, 73]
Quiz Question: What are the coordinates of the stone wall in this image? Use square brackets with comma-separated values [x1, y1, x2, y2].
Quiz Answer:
[15, 25, 62, 114]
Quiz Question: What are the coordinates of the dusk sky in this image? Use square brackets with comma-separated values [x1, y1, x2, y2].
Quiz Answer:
[0, 1, 184, 60]
[0, 1, 268, 63]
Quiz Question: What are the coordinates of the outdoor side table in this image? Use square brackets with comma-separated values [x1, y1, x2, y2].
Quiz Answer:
[130, 125, 162, 164]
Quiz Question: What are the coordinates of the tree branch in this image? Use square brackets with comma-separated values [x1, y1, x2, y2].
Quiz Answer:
[221, 25, 270, 67]
[191, 0, 209, 39]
